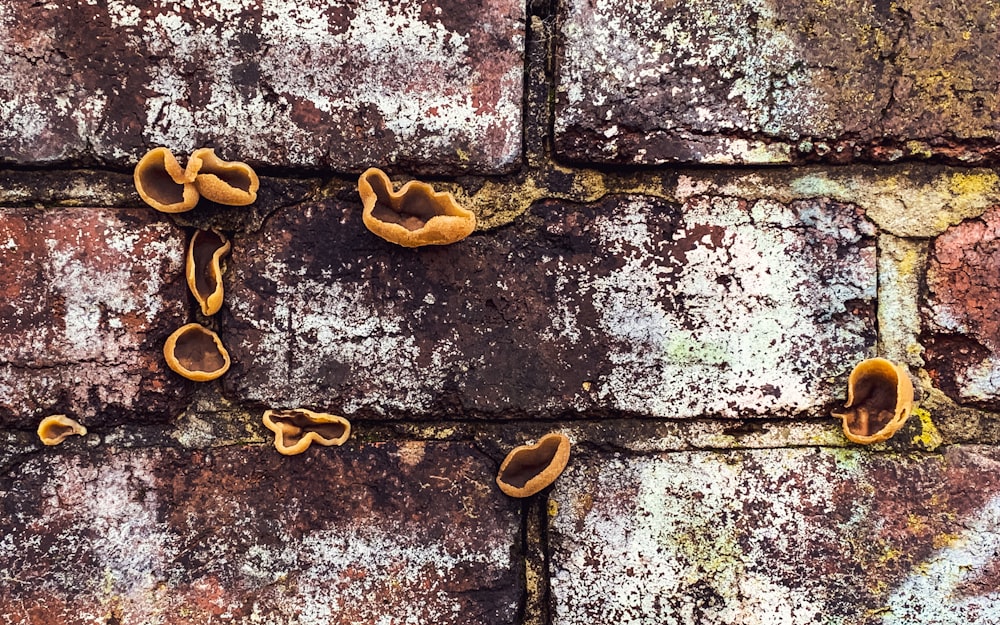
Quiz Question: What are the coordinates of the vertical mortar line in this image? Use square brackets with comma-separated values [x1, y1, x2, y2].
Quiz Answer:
[520, 494, 552, 625]
[876, 232, 929, 370]
[522, 0, 557, 170]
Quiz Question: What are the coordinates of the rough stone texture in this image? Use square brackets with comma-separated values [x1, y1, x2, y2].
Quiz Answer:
[556, 0, 1000, 165]
[0, 0, 524, 173]
[923, 205, 1000, 409]
[550, 446, 1000, 625]
[223, 191, 875, 419]
[0, 442, 521, 624]
[0, 207, 190, 429]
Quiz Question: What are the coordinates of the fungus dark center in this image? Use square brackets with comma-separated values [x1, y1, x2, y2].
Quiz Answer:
[202, 164, 251, 192]
[44, 423, 74, 439]
[273, 410, 347, 444]
[499, 438, 563, 489]
[367, 175, 442, 231]
[845, 370, 898, 436]
[174, 328, 226, 372]
[142, 161, 185, 204]
[192, 231, 225, 298]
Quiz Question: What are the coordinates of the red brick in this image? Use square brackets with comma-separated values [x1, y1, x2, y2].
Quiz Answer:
[0, 208, 190, 428]
[0, 443, 522, 625]
[550, 446, 1000, 624]
[0, 0, 523, 174]
[923, 205, 1000, 408]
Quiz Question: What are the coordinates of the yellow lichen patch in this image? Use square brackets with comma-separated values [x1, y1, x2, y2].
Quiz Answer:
[910, 407, 943, 451]
[37, 414, 87, 446]
[547, 500, 559, 517]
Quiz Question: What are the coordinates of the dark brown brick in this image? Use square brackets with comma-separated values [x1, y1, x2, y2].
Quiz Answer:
[0, 442, 521, 624]
[555, 0, 1000, 165]
[222, 192, 875, 419]
[0, 207, 190, 429]
[0, 0, 524, 174]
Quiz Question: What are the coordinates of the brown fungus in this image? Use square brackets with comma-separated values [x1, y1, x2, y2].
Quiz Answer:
[358, 167, 476, 247]
[262, 409, 351, 456]
[37, 415, 87, 446]
[186, 229, 231, 316]
[163, 323, 231, 382]
[496, 432, 571, 498]
[832, 357, 915, 444]
[190, 148, 259, 206]
[133, 147, 200, 213]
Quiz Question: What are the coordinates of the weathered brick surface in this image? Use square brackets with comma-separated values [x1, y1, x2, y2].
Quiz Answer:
[923, 205, 1000, 409]
[0, 0, 523, 173]
[555, 0, 1000, 165]
[0, 207, 190, 429]
[223, 192, 875, 419]
[550, 446, 1000, 625]
[0, 442, 521, 625]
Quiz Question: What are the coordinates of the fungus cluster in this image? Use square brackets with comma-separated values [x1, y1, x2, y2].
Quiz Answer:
[134, 147, 258, 213]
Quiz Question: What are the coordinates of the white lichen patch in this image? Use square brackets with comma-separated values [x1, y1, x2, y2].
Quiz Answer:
[584, 195, 874, 418]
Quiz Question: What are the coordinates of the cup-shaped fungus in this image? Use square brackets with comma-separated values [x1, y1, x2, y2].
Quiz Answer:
[37, 415, 87, 446]
[496, 432, 571, 498]
[190, 148, 259, 206]
[134, 147, 200, 213]
[163, 323, 231, 382]
[262, 409, 351, 455]
[358, 167, 476, 247]
[187, 229, 231, 316]
[832, 357, 915, 444]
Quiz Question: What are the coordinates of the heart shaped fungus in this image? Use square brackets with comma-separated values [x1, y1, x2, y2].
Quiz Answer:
[163, 323, 231, 382]
[190, 148, 259, 206]
[187, 229, 231, 316]
[496, 432, 571, 498]
[832, 358, 915, 444]
[358, 167, 476, 247]
[37, 415, 87, 446]
[262, 409, 351, 455]
[134, 147, 200, 213]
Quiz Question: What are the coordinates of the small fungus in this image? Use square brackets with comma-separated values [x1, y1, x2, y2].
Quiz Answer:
[262, 408, 351, 455]
[37, 414, 87, 446]
[832, 357, 915, 444]
[133, 147, 199, 213]
[163, 323, 231, 382]
[187, 229, 231, 316]
[496, 432, 571, 498]
[190, 148, 259, 206]
[357, 167, 476, 247]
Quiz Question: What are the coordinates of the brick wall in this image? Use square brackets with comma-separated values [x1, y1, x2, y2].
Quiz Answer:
[2, 1, 1000, 624]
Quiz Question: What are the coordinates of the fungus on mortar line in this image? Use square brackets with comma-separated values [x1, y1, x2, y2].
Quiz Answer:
[262, 409, 352, 456]
[832, 357, 915, 444]
[163, 323, 231, 382]
[190, 148, 259, 206]
[357, 167, 476, 247]
[37, 415, 87, 446]
[496, 432, 571, 498]
[187, 229, 231, 316]
[134, 147, 200, 213]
